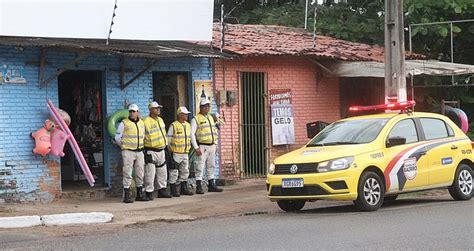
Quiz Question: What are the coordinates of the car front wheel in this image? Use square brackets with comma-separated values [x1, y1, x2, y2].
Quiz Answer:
[277, 200, 306, 212]
[448, 164, 473, 200]
[354, 171, 385, 211]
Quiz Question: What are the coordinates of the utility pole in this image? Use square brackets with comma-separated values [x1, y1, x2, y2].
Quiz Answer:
[305, 0, 309, 29]
[384, 0, 407, 103]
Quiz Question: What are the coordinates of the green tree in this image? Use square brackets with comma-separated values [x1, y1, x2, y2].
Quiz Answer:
[228, 0, 474, 138]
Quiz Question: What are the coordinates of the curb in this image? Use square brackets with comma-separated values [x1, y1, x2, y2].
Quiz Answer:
[41, 212, 114, 226]
[0, 215, 42, 228]
[0, 212, 113, 229]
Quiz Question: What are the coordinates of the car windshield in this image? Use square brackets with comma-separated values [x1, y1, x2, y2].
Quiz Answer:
[307, 118, 389, 146]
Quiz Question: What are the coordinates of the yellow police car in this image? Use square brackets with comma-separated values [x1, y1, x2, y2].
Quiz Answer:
[266, 101, 473, 211]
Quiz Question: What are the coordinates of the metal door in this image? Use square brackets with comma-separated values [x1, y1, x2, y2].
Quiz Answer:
[240, 72, 268, 178]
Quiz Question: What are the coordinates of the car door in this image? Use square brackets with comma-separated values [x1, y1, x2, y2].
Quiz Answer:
[419, 117, 458, 186]
[384, 118, 429, 192]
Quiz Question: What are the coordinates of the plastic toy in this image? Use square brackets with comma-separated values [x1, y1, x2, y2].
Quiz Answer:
[49, 127, 70, 157]
[107, 109, 128, 137]
[49, 108, 71, 128]
[31, 120, 55, 157]
[47, 100, 95, 186]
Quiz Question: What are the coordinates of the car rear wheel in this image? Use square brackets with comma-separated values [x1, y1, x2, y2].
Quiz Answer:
[277, 200, 306, 212]
[354, 171, 384, 211]
[448, 164, 473, 200]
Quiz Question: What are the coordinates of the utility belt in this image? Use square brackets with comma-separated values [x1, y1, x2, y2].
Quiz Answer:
[197, 142, 215, 146]
[144, 149, 166, 167]
[144, 147, 165, 152]
[123, 148, 143, 152]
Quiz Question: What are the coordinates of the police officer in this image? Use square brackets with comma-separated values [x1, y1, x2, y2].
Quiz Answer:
[143, 101, 172, 200]
[166, 106, 194, 197]
[115, 104, 148, 203]
[191, 99, 223, 194]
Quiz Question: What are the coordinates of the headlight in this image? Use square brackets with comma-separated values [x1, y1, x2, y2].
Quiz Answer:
[268, 163, 275, 175]
[317, 157, 354, 173]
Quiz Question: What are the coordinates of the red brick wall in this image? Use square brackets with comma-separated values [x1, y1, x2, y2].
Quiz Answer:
[214, 56, 341, 179]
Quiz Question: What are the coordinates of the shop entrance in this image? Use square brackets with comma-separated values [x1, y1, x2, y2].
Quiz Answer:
[58, 70, 105, 189]
[152, 72, 189, 128]
[240, 72, 268, 178]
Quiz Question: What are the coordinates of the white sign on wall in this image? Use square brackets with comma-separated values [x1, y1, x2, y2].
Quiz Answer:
[271, 104, 296, 146]
[0, 0, 213, 41]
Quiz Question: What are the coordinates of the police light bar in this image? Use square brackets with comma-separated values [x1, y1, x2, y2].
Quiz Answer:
[349, 100, 416, 112]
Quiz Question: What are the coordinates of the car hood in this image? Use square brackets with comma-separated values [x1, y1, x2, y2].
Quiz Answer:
[273, 145, 374, 164]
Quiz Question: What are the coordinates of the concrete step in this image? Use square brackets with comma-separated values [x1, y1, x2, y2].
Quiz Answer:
[60, 187, 111, 201]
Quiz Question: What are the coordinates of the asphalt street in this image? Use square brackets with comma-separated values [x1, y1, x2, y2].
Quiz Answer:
[1, 197, 473, 250]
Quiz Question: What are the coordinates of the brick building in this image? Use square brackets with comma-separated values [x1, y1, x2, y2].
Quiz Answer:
[0, 38, 220, 203]
[211, 24, 424, 180]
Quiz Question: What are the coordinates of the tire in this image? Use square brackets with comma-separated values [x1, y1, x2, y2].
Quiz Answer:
[354, 171, 385, 211]
[448, 164, 473, 200]
[277, 200, 305, 212]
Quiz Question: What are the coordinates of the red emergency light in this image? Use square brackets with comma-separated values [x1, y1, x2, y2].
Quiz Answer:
[349, 100, 416, 112]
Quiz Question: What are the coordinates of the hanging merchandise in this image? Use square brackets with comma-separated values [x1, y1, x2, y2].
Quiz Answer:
[96, 87, 101, 121]
[73, 85, 82, 117]
[107, 109, 128, 137]
[83, 124, 97, 143]
[31, 119, 55, 157]
[50, 108, 71, 128]
[47, 100, 95, 186]
[50, 128, 69, 157]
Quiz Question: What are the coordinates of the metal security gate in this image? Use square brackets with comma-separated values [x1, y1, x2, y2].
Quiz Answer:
[240, 72, 268, 178]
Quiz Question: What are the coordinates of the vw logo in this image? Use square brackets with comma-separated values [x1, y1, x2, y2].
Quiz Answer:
[290, 164, 298, 174]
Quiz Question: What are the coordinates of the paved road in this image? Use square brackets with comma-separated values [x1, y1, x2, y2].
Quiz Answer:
[1, 197, 473, 250]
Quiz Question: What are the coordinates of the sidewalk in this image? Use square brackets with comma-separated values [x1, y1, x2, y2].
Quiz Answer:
[0, 179, 452, 234]
[0, 179, 273, 230]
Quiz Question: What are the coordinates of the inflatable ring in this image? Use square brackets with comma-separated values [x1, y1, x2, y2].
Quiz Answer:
[107, 109, 129, 137]
[431, 105, 469, 134]
[451, 108, 469, 134]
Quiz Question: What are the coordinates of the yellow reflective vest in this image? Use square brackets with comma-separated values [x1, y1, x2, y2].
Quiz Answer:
[121, 118, 145, 150]
[170, 121, 191, 154]
[143, 116, 168, 149]
[195, 114, 218, 145]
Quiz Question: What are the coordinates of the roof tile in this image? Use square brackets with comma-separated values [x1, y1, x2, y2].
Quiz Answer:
[213, 24, 423, 62]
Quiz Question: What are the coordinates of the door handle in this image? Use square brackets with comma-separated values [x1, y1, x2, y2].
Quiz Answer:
[451, 145, 458, 150]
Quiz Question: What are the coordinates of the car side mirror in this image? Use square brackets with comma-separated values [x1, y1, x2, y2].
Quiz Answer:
[386, 136, 406, 148]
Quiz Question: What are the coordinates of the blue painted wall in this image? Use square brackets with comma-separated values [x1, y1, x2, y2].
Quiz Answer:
[0, 45, 217, 203]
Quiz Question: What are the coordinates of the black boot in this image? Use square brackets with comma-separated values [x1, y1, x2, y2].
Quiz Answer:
[123, 188, 133, 203]
[171, 183, 180, 197]
[208, 179, 223, 192]
[146, 191, 154, 201]
[180, 181, 194, 196]
[196, 180, 204, 194]
[135, 186, 149, 201]
[157, 188, 172, 198]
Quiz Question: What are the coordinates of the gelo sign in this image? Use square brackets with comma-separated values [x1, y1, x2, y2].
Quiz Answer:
[270, 89, 295, 145]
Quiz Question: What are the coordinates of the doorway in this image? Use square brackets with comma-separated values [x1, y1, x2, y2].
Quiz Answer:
[240, 72, 268, 178]
[58, 70, 105, 189]
[152, 72, 189, 128]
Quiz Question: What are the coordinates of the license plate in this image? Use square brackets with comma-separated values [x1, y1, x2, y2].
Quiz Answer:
[282, 178, 304, 188]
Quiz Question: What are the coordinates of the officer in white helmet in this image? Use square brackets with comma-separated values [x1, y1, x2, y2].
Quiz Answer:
[143, 101, 172, 200]
[166, 106, 194, 197]
[191, 99, 223, 194]
[114, 104, 148, 203]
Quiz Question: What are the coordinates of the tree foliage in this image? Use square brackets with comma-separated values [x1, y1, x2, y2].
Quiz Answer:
[216, 0, 474, 138]
[219, 0, 474, 61]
